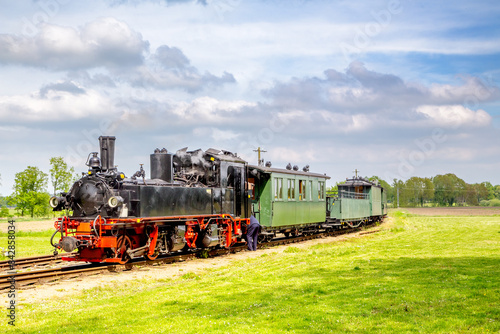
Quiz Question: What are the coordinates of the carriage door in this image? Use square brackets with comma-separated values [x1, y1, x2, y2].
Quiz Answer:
[227, 165, 244, 217]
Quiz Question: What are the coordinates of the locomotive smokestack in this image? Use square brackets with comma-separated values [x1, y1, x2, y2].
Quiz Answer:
[99, 136, 116, 172]
[150, 148, 173, 183]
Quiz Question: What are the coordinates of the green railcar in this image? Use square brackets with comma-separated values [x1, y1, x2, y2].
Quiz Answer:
[248, 165, 330, 231]
[327, 177, 387, 226]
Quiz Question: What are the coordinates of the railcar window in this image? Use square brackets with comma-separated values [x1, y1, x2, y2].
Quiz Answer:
[299, 180, 305, 201]
[318, 181, 325, 200]
[247, 178, 256, 200]
[278, 178, 283, 199]
[309, 181, 312, 201]
[274, 178, 278, 200]
[288, 179, 296, 200]
[274, 178, 283, 200]
[287, 179, 291, 200]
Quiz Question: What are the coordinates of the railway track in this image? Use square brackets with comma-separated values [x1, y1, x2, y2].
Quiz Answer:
[0, 253, 77, 271]
[0, 226, 381, 290]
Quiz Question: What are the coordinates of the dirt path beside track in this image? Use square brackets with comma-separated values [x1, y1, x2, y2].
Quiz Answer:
[0, 220, 55, 233]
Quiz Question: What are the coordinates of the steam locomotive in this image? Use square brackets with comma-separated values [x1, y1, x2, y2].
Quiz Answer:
[50, 136, 386, 263]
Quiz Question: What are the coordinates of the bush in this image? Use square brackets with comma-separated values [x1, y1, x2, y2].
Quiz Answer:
[488, 199, 500, 207]
[479, 199, 500, 207]
[0, 206, 9, 218]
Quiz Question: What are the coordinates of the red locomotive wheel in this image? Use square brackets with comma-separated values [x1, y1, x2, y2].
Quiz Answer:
[144, 250, 159, 261]
[116, 235, 132, 264]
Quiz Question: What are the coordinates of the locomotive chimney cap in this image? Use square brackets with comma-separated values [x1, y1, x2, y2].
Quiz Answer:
[87, 152, 101, 169]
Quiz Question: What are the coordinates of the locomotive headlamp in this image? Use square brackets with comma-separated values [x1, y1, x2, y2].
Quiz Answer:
[49, 196, 59, 208]
[108, 196, 124, 208]
[119, 173, 125, 179]
[49, 196, 65, 209]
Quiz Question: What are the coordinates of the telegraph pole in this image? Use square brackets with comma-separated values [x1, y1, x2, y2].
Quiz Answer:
[353, 169, 360, 178]
[253, 147, 267, 166]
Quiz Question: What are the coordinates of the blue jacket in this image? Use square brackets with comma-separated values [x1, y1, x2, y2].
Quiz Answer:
[249, 215, 260, 226]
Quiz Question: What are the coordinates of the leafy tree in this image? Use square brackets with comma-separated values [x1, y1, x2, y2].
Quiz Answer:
[481, 182, 500, 200]
[327, 180, 346, 197]
[49, 157, 76, 195]
[464, 183, 489, 206]
[0, 174, 8, 217]
[0, 206, 9, 217]
[395, 177, 433, 207]
[494, 185, 500, 199]
[392, 179, 405, 207]
[11, 166, 49, 217]
[366, 176, 393, 205]
[405, 177, 421, 207]
[433, 174, 467, 206]
[0, 195, 7, 207]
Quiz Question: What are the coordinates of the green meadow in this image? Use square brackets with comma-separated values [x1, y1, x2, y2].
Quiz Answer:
[0, 230, 55, 260]
[2, 211, 499, 333]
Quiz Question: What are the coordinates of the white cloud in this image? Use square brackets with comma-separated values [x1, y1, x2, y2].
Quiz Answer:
[264, 62, 499, 133]
[170, 96, 256, 121]
[0, 87, 115, 122]
[416, 105, 492, 128]
[429, 76, 499, 103]
[0, 18, 148, 70]
[211, 128, 240, 141]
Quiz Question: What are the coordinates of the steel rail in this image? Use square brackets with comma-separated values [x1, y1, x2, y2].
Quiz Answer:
[0, 253, 78, 271]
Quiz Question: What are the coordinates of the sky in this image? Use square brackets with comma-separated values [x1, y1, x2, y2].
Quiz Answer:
[1, 0, 500, 195]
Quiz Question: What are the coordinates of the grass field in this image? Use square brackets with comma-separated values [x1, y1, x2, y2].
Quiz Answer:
[2, 211, 499, 333]
[0, 230, 56, 260]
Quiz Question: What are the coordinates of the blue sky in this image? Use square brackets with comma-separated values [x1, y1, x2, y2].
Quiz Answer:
[0, 0, 499, 195]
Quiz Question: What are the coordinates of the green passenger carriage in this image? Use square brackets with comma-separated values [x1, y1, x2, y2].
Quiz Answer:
[247, 165, 330, 239]
[327, 177, 387, 228]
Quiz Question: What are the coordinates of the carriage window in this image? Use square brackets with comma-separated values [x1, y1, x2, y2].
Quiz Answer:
[287, 179, 291, 200]
[278, 178, 283, 199]
[274, 178, 278, 200]
[288, 179, 295, 201]
[318, 181, 325, 200]
[309, 181, 312, 201]
[299, 180, 304, 201]
[274, 178, 283, 200]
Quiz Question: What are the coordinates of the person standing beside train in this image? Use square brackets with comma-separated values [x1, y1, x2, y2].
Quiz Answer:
[247, 215, 261, 251]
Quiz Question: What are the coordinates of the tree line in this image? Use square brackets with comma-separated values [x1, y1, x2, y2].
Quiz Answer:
[0, 157, 75, 218]
[390, 174, 500, 207]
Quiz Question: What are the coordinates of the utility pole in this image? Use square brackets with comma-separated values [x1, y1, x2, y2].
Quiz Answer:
[253, 147, 267, 166]
[353, 169, 360, 178]
[397, 187, 400, 208]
